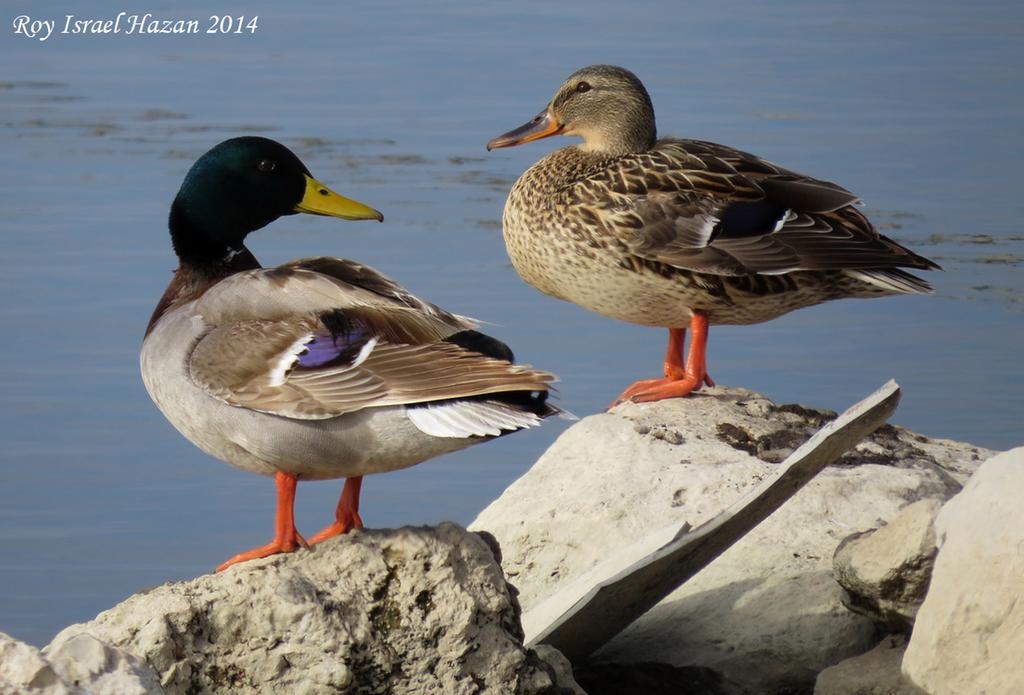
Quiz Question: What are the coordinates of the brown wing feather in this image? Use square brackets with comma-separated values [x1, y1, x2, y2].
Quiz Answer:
[289, 342, 553, 412]
[572, 138, 937, 276]
[194, 261, 475, 336]
[191, 322, 553, 420]
[188, 260, 552, 420]
[279, 257, 471, 326]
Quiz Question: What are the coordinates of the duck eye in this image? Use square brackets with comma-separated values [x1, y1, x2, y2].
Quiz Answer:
[575, 81, 591, 94]
[257, 159, 276, 173]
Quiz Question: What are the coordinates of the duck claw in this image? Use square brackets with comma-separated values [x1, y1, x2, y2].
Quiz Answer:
[216, 533, 305, 572]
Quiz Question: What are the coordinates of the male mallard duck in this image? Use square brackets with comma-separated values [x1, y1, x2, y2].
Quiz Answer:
[487, 65, 939, 404]
[142, 137, 559, 571]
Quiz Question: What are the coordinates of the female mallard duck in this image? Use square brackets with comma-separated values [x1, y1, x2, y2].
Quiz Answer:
[142, 137, 559, 571]
[487, 65, 939, 405]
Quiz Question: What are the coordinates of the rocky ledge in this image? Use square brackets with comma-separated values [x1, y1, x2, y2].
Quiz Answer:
[470, 385, 995, 694]
[1, 524, 583, 695]
[3, 385, 1018, 695]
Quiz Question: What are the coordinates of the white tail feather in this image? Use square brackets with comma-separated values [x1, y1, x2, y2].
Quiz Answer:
[406, 400, 544, 438]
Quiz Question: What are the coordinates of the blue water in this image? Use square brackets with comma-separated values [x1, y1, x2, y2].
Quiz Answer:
[2, 0, 1022, 646]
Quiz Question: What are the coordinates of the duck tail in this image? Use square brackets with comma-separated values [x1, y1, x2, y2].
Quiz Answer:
[845, 268, 934, 295]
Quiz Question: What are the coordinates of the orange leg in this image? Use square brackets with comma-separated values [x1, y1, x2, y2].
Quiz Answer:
[612, 312, 714, 406]
[216, 471, 308, 572]
[308, 476, 365, 545]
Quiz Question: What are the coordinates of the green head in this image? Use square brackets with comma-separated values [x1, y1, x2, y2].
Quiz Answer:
[169, 136, 382, 265]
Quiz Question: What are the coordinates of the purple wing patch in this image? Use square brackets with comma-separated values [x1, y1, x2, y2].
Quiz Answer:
[295, 329, 369, 369]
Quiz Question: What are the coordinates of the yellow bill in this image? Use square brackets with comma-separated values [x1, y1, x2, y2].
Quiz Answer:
[294, 175, 383, 221]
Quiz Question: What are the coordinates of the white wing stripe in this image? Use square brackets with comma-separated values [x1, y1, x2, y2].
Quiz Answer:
[268, 332, 315, 386]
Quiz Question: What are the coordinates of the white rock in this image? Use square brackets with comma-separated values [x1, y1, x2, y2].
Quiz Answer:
[902, 446, 1024, 695]
[531, 644, 580, 690]
[0, 632, 70, 695]
[48, 523, 583, 695]
[44, 634, 161, 695]
[471, 387, 987, 694]
[833, 498, 942, 629]
[0, 630, 156, 695]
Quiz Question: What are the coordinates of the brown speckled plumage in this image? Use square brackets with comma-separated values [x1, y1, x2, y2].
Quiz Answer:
[492, 65, 939, 329]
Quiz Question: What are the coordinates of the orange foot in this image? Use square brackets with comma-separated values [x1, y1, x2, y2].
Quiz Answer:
[308, 476, 364, 545]
[610, 312, 713, 407]
[613, 372, 715, 405]
[216, 471, 308, 572]
[216, 531, 308, 572]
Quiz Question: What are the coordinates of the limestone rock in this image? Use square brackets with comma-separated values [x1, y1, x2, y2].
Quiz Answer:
[0, 631, 158, 695]
[902, 446, 1024, 695]
[470, 386, 988, 695]
[49, 523, 583, 695]
[814, 634, 924, 695]
[45, 634, 161, 695]
[531, 645, 586, 695]
[833, 498, 942, 630]
[0, 632, 69, 695]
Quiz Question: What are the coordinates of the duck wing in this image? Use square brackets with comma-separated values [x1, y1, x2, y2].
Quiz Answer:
[576, 139, 938, 276]
[187, 259, 554, 420]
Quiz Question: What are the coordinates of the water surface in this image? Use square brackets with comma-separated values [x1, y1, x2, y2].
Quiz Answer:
[2, 0, 1022, 646]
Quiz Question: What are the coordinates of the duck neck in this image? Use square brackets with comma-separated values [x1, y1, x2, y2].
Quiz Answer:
[576, 98, 657, 157]
[146, 201, 262, 336]
[578, 124, 656, 157]
[529, 146, 619, 193]
[168, 196, 260, 269]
